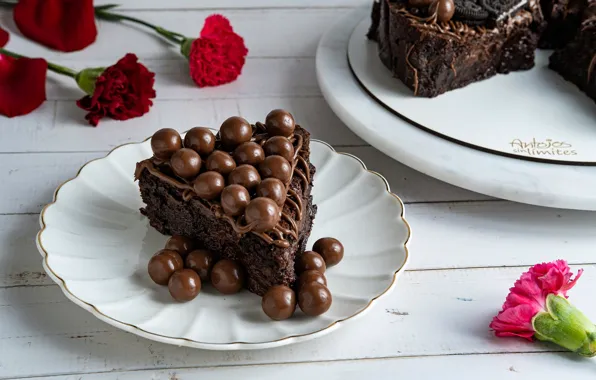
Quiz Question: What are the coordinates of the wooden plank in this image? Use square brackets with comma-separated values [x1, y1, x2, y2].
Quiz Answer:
[1, 8, 357, 60]
[0, 97, 369, 153]
[2, 199, 594, 287]
[94, 0, 370, 9]
[1, 266, 594, 378]
[0, 146, 487, 215]
[21, 352, 596, 380]
[38, 58, 320, 101]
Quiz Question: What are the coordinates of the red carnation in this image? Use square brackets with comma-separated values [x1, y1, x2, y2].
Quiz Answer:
[94, 8, 248, 87]
[76, 54, 156, 127]
[182, 15, 248, 87]
[14, 0, 97, 52]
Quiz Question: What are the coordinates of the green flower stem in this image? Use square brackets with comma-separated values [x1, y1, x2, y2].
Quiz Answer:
[0, 47, 77, 78]
[532, 294, 596, 357]
[94, 7, 185, 45]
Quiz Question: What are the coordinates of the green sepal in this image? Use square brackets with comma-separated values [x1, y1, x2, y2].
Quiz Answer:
[532, 294, 596, 357]
[75, 67, 105, 95]
[180, 38, 194, 58]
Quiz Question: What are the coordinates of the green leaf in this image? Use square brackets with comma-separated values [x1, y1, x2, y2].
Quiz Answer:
[94, 4, 120, 11]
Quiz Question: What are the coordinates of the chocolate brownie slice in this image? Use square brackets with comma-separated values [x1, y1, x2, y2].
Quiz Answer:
[367, 0, 544, 97]
[549, 5, 596, 102]
[136, 120, 317, 296]
[538, 0, 587, 48]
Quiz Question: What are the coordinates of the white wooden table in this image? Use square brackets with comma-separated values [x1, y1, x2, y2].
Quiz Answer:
[1, 1, 595, 379]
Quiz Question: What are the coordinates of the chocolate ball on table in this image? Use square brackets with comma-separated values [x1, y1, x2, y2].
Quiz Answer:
[220, 116, 253, 151]
[263, 136, 295, 162]
[298, 282, 332, 316]
[297, 270, 327, 289]
[148, 249, 184, 285]
[262, 285, 297, 321]
[206, 150, 236, 176]
[165, 236, 195, 257]
[192, 171, 225, 200]
[256, 178, 286, 207]
[185, 249, 216, 282]
[170, 148, 202, 179]
[233, 142, 265, 166]
[221, 184, 251, 216]
[296, 251, 326, 274]
[211, 259, 245, 294]
[245, 198, 281, 233]
[168, 269, 201, 302]
[228, 165, 262, 191]
[436, 0, 455, 22]
[312, 237, 344, 267]
[265, 109, 295, 137]
[184, 127, 216, 157]
[151, 128, 182, 160]
[259, 155, 292, 184]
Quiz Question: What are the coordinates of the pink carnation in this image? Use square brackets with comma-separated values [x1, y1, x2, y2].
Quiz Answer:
[490, 260, 582, 340]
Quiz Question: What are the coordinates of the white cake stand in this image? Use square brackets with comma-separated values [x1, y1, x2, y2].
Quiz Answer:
[316, 7, 596, 211]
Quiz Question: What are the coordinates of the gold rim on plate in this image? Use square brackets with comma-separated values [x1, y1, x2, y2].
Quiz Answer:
[36, 132, 411, 349]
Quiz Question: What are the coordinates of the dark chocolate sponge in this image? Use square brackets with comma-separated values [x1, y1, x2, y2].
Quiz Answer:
[367, 0, 544, 98]
[137, 126, 317, 296]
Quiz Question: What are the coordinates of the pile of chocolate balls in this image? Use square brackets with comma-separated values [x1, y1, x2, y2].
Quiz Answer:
[147, 235, 345, 321]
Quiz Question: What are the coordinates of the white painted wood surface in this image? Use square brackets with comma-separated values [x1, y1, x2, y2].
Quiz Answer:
[0, 1, 594, 379]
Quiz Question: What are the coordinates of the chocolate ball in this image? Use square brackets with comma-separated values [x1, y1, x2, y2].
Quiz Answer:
[220, 116, 252, 150]
[296, 251, 326, 274]
[192, 171, 225, 200]
[170, 148, 202, 179]
[228, 165, 261, 191]
[168, 269, 201, 302]
[297, 270, 327, 289]
[262, 285, 296, 321]
[148, 249, 183, 285]
[233, 142, 265, 166]
[265, 109, 295, 137]
[221, 184, 250, 216]
[298, 282, 332, 316]
[437, 0, 455, 22]
[211, 259, 245, 294]
[256, 178, 286, 207]
[312, 237, 344, 267]
[165, 236, 195, 257]
[185, 249, 216, 282]
[259, 155, 292, 184]
[151, 128, 182, 160]
[184, 127, 216, 157]
[245, 198, 281, 233]
[408, 0, 433, 7]
[263, 136, 295, 162]
[206, 150, 236, 176]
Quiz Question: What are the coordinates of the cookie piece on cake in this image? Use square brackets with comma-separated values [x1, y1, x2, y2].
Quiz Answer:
[135, 111, 317, 296]
[367, 0, 544, 97]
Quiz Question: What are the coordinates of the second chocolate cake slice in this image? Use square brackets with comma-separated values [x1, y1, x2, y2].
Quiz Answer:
[136, 111, 317, 296]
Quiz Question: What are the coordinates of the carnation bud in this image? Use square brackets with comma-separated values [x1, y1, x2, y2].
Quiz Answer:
[75, 67, 105, 95]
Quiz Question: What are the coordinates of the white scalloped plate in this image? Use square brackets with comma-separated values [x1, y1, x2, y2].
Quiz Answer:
[36, 133, 410, 350]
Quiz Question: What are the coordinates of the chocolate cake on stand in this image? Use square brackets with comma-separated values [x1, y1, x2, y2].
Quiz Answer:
[549, 2, 596, 101]
[367, 0, 545, 97]
[135, 110, 317, 296]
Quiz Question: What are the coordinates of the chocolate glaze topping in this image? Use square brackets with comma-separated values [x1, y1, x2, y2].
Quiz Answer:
[135, 115, 311, 249]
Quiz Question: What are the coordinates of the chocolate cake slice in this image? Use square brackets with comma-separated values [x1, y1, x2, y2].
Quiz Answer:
[538, 0, 587, 48]
[135, 111, 317, 296]
[367, 0, 544, 97]
[549, 4, 596, 102]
